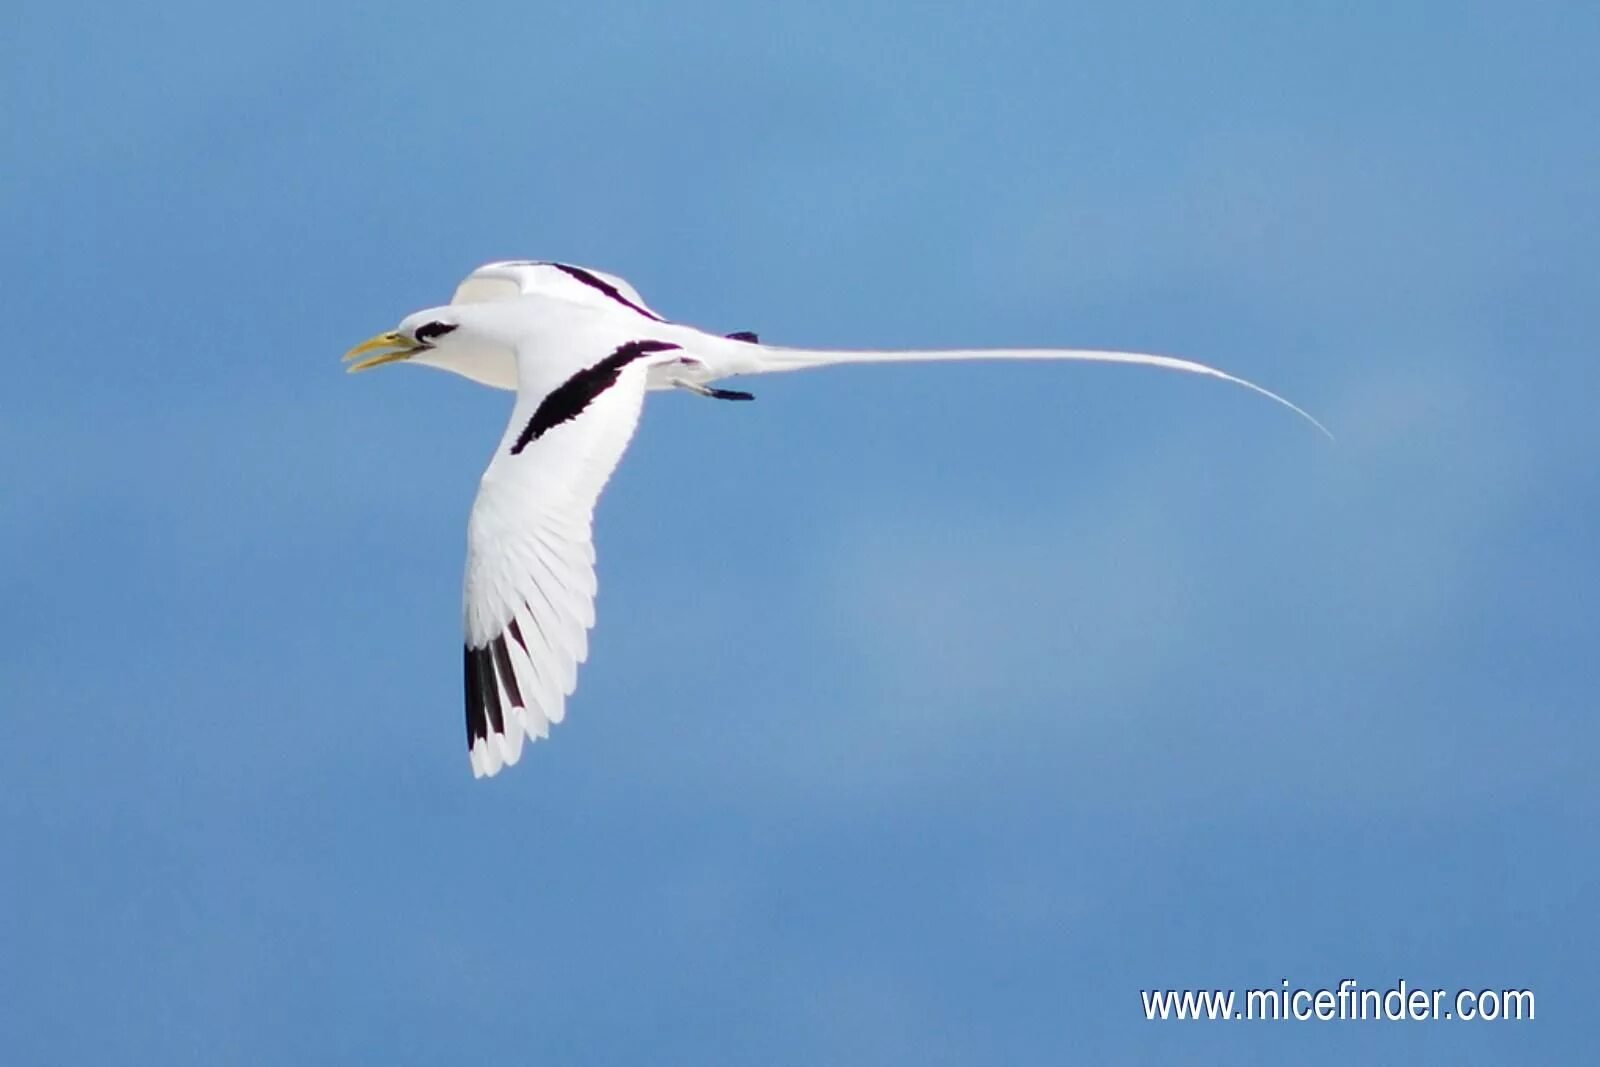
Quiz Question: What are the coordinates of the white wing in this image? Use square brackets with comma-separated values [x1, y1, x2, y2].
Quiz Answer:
[452, 260, 665, 321]
[459, 341, 676, 778]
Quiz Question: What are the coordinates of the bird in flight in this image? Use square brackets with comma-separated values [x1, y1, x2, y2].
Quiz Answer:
[346, 260, 1327, 778]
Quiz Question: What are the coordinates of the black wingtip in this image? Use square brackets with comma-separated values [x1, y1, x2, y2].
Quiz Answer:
[464, 643, 505, 749]
[706, 387, 756, 401]
[489, 634, 524, 711]
[725, 331, 760, 343]
[464, 646, 487, 748]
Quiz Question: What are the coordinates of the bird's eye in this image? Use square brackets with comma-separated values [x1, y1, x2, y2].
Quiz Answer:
[415, 321, 458, 343]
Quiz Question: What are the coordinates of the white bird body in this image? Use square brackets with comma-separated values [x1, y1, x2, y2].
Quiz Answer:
[347, 260, 1326, 778]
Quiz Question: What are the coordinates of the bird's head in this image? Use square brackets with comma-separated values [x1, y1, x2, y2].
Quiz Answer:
[344, 306, 519, 390]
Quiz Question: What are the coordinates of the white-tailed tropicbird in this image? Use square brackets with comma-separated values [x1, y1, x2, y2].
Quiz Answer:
[346, 260, 1327, 778]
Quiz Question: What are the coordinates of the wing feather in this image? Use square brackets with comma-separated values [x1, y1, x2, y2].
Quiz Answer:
[460, 355, 661, 777]
[504, 628, 562, 728]
[451, 260, 665, 320]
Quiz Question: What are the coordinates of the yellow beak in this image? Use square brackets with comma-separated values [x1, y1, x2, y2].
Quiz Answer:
[343, 331, 422, 373]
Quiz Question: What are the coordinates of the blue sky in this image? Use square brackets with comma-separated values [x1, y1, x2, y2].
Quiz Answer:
[3, 1, 1595, 1062]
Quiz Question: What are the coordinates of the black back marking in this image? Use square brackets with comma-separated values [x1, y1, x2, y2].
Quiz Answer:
[510, 339, 682, 455]
[551, 263, 665, 322]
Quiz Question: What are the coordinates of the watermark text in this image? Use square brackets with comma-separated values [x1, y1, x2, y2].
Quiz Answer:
[1141, 979, 1534, 1022]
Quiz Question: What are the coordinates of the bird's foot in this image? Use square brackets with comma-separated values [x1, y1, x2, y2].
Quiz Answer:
[672, 379, 755, 401]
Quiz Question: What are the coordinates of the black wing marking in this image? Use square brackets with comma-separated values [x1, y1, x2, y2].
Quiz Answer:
[550, 263, 666, 322]
[465, 636, 529, 753]
[464, 644, 503, 749]
[489, 634, 524, 712]
[725, 330, 760, 343]
[506, 618, 529, 657]
[510, 339, 681, 455]
[464, 646, 484, 747]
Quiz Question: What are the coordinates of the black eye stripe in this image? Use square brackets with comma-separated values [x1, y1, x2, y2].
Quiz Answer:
[415, 321, 458, 343]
